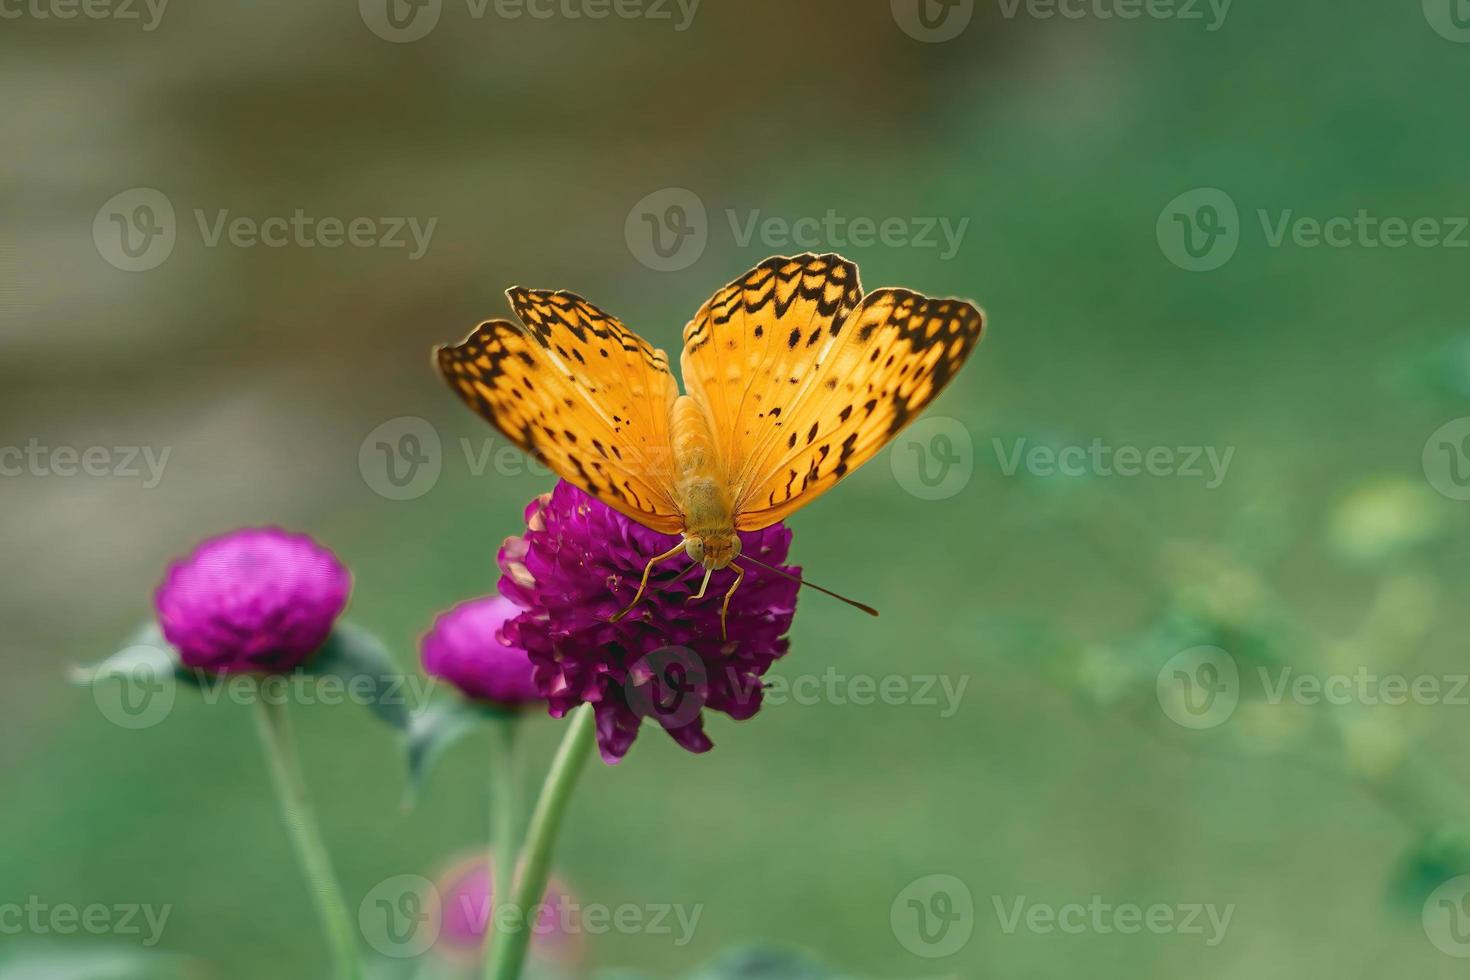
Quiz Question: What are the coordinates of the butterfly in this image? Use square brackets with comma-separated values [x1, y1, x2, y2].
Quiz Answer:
[436, 253, 986, 636]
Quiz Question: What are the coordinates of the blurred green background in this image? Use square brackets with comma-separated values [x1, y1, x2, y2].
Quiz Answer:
[4, 0, 1470, 976]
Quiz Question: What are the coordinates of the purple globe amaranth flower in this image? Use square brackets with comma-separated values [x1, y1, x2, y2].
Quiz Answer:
[421, 595, 542, 708]
[496, 481, 800, 763]
[155, 527, 351, 674]
[433, 853, 582, 965]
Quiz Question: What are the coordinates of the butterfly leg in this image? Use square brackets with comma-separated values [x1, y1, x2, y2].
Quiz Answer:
[688, 567, 714, 601]
[610, 541, 687, 623]
[718, 562, 745, 641]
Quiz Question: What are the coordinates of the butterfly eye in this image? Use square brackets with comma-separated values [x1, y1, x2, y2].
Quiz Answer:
[684, 537, 705, 563]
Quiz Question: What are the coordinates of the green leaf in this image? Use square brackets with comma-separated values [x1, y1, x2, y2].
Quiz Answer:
[67, 639, 178, 689]
[304, 621, 413, 731]
[0, 943, 193, 980]
[66, 624, 191, 730]
[404, 696, 501, 805]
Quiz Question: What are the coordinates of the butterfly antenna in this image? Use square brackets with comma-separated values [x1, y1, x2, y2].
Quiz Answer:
[740, 554, 879, 617]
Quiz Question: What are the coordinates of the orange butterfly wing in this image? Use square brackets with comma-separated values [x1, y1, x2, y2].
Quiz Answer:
[436, 289, 684, 532]
[680, 254, 985, 531]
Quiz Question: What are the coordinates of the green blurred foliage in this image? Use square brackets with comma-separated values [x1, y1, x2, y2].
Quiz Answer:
[4, 1, 1470, 978]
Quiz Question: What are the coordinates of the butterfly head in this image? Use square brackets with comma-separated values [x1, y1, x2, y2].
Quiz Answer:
[683, 531, 741, 570]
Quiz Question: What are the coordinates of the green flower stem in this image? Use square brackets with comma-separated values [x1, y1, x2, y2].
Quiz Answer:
[485, 713, 521, 980]
[488, 703, 597, 980]
[253, 692, 363, 980]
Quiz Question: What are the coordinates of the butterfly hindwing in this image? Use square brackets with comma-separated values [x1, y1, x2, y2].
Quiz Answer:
[436, 290, 684, 532]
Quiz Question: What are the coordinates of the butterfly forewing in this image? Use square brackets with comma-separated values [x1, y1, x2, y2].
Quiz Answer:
[435, 290, 684, 532]
[679, 253, 865, 495]
[680, 254, 984, 530]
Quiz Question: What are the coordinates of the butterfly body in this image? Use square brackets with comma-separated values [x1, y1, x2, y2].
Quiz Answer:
[670, 394, 742, 570]
[436, 253, 986, 632]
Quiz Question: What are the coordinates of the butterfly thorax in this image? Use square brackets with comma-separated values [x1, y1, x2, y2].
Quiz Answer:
[671, 394, 741, 569]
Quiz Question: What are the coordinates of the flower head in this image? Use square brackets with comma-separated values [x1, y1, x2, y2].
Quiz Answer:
[421, 595, 542, 708]
[497, 481, 800, 763]
[155, 527, 350, 674]
[434, 853, 581, 964]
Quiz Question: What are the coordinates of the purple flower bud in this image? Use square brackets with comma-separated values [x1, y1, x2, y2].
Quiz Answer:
[433, 854, 582, 964]
[155, 527, 351, 674]
[496, 481, 800, 763]
[421, 595, 542, 708]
